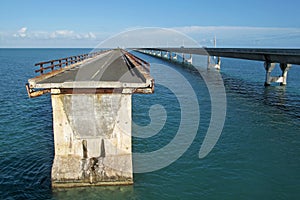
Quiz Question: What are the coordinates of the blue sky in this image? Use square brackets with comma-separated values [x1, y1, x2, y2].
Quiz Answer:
[1, 0, 300, 47]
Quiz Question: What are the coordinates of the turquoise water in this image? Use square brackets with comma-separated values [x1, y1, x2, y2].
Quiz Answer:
[0, 49, 299, 199]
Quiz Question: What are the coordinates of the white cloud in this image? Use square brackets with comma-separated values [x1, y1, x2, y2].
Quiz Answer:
[3, 27, 100, 47]
[46, 30, 97, 40]
[31, 31, 49, 39]
[86, 32, 96, 39]
[49, 30, 75, 39]
[13, 27, 28, 38]
[3, 26, 300, 48]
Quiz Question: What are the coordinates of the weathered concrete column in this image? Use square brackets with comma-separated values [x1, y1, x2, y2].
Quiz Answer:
[207, 56, 221, 70]
[158, 51, 162, 57]
[163, 51, 168, 58]
[173, 53, 177, 60]
[218, 57, 221, 66]
[216, 56, 221, 70]
[280, 63, 291, 86]
[264, 62, 291, 86]
[264, 61, 276, 86]
[51, 92, 133, 187]
[207, 55, 211, 69]
[187, 54, 193, 64]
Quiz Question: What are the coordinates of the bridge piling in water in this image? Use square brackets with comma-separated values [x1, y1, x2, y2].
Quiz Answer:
[264, 62, 277, 86]
[50, 91, 134, 187]
[280, 63, 291, 86]
[207, 55, 221, 70]
[264, 61, 291, 86]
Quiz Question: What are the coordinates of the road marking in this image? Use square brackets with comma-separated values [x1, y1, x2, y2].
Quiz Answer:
[91, 51, 118, 80]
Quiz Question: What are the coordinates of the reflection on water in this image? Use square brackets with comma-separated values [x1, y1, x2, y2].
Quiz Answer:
[263, 86, 287, 107]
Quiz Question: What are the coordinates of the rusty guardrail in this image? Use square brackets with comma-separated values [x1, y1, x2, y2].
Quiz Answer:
[26, 49, 110, 98]
[122, 50, 154, 94]
[122, 50, 150, 72]
[34, 50, 108, 75]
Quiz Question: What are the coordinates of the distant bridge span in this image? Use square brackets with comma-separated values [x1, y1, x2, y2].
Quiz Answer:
[136, 48, 300, 65]
[135, 47, 300, 86]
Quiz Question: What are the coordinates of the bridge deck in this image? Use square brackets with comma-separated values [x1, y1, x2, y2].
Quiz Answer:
[28, 49, 153, 90]
[137, 48, 300, 65]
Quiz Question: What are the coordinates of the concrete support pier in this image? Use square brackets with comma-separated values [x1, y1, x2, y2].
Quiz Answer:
[26, 49, 154, 187]
[51, 92, 133, 187]
[264, 61, 291, 86]
[207, 56, 221, 70]
[280, 63, 291, 86]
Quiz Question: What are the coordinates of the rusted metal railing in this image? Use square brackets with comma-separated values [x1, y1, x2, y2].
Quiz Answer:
[122, 50, 154, 94]
[26, 50, 110, 98]
[34, 50, 107, 75]
[122, 50, 150, 72]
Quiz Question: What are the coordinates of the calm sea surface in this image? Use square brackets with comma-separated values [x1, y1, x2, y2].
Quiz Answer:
[0, 48, 299, 199]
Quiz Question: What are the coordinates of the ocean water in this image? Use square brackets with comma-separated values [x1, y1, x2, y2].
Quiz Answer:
[0, 48, 299, 199]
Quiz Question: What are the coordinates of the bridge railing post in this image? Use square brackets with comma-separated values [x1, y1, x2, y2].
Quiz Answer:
[58, 60, 62, 68]
[40, 64, 44, 74]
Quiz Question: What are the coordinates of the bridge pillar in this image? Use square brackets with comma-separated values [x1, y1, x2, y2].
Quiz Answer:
[280, 63, 291, 86]
[207, 55, 210, 68]
[264, 62, 291, 86]
[216, 57, 221, 70]
[187, 54, 193, 64]
[207, 56, 221, 70]
[51, 91, 133, 187]
[264, 62, 276, 86]
[163, 51, 168, 58]
[173, 53, 177, 60]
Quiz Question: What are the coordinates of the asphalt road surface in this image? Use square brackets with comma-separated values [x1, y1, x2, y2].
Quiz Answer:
[37, 49, 145, 84]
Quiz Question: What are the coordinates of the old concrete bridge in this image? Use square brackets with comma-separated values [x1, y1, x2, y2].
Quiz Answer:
[26, 49, 154, 187]
[26, 47, 299, 188]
